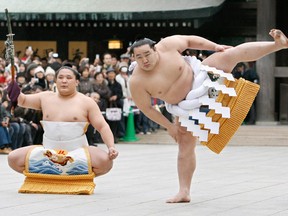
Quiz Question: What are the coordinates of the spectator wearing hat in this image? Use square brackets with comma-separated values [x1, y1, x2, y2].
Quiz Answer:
[33, 66, 48, 90]
[22, 65, 47, 93]
[120, 53, 131, 66]
[106, 68, 123, 142]
[116, 62, 134, 110]
[115, 62, 133, 138]
[45, 66, 57, 92]
[116, 62, 130, 92]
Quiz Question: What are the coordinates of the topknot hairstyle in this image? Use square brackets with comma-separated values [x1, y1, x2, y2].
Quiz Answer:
[55, 66, 81, 80]
[129, 37, 157, 55]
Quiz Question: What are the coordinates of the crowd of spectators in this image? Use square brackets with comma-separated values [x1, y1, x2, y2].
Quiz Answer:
[0, 45, 260, 154]
[0, 46, 172, 154]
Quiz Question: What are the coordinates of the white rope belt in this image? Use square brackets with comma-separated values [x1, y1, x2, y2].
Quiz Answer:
[166, 56, 237, 142]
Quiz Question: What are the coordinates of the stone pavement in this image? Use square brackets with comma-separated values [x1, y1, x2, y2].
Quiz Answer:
[0, 125, 288, 216]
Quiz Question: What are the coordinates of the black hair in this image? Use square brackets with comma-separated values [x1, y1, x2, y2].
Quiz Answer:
[55, 66, 81, 80]
[129, 37, 157, 55]
[94, 71, 103, 79]
[235, 62, 246, 69]
[31, 85, 44, 92]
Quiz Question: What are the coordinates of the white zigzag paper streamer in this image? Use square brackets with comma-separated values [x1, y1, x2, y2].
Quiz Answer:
[199, 96, 230, 118]
[189, 109, 220, 134]
[179, 116, 208, 141]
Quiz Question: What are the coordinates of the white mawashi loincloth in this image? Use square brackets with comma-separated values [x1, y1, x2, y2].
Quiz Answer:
[25, 121, 92, 175]
[41, 121, 89, 151]
[165, 56, 237, 142]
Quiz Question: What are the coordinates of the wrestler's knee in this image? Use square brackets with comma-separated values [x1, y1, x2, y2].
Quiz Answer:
[99, 156, 113, 173]
[177, 130, 197, 146]
[178, 134, 197, 156]
[89, 147, 113, 176]
[93, 159, 113, 176]
[7, 150, 23, 172]
[7, 151, 16, 168]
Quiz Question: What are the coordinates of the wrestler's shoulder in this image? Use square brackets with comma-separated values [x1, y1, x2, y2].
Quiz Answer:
[157, 35, 179, 45]
[39, 91, 56, 97]
[77, 92, 94, 102]
[129, 71, 143, 84]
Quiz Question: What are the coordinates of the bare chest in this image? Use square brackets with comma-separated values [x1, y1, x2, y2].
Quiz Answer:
[41, 97, 87, 122]
[144, 58, 192, 103]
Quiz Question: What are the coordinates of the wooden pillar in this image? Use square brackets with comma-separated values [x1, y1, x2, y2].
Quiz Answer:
[256, 0, 276, 122]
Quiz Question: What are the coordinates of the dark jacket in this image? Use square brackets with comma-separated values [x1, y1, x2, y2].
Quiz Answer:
[92, 82, 111, 111]
[78, 77, 94, 95]
[107, 80, 123, 108]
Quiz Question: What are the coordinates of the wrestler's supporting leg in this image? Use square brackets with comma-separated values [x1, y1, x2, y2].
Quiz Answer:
[88, 146, 113, 176]
[8, 146, 35, 173]
[167, 119, 197, 203]
[202, 29, 288, 73]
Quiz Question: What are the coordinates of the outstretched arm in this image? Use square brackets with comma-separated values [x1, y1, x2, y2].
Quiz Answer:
[159, 35, 232, 54]
[17, 91, 47, 110]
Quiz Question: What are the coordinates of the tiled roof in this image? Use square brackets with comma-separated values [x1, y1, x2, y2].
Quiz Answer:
[0, 0, 225, 20]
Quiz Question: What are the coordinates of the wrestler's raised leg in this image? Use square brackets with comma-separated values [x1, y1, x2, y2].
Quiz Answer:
[203, 29, 288, 73]
[166, 119, 197, 203]
[8, 146, 35, 173]
[88, 146, 113, 176]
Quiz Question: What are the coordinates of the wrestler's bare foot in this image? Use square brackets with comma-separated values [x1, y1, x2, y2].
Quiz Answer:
[269, 29, 288, 48]
[166, 192, 191, 203]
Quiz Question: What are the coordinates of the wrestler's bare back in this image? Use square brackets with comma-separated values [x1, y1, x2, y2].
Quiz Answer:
[131, 48, 193, 105]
